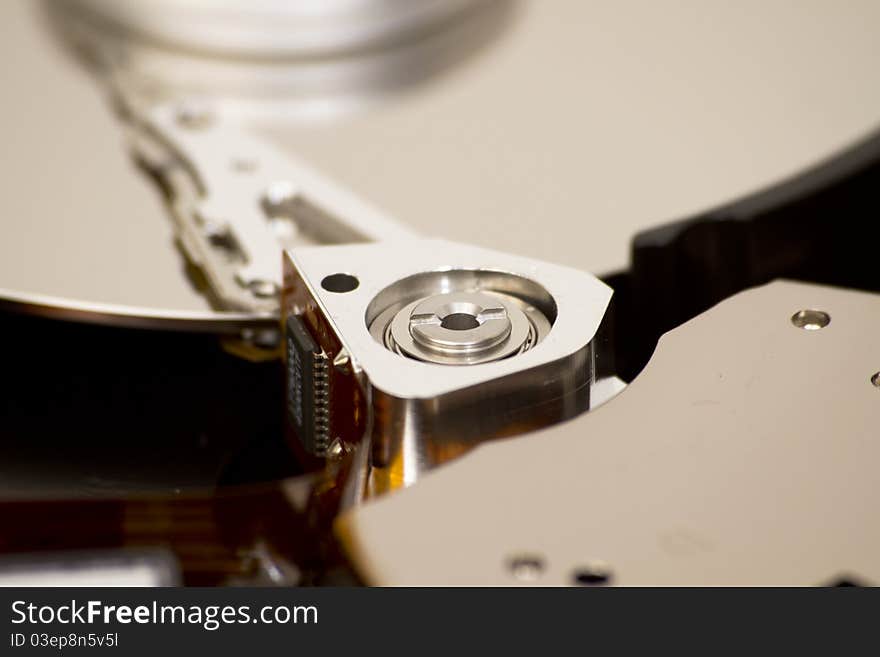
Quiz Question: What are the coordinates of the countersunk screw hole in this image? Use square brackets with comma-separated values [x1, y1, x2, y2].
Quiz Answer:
[508, 555, 544, 582]
[871, 372, 880, 388]
[321, 273, 359, 293]
[572, 561, 612, 586]
[791, 309, 830, 330]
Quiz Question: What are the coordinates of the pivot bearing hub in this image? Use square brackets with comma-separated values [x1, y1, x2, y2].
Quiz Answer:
[386, 291, 536, 365]
[282, 239, 612, 488]
[367, 272, 554, 367]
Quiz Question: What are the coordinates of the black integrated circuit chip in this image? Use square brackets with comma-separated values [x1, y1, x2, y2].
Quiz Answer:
[285, 315, 330, 456]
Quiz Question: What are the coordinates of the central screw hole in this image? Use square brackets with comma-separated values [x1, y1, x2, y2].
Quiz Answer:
[791, 309, 830, 330]
[440, 313, 480, 331]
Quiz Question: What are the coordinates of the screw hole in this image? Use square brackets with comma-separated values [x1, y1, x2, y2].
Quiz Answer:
[572, 562, 612, 586]
[824, 574, 871, 587]
[871, 372, 880, 388]
[321, 273, 359, 293]
[440, 312, 480, 331]
[791, 309, 830, 330]
[508, 555, 544, 582]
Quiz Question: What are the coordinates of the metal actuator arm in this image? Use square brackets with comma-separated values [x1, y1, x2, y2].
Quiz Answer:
[282, 240, 612, 493]
[130, 104, 415, 314]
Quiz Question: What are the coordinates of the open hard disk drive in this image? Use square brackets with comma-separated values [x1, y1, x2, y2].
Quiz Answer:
[0, 0, 878, 586]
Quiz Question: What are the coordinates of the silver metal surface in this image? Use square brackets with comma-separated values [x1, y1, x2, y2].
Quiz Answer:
[285, 239, 610, 490]
[258, 1, 880, 277]
[0, 0, 238, 330]
[288, 239, 609, 398]
[386, 290, 536, 365]
[0, 0, 500, 328]
[65, 0, 481, 58]
[408, 292, 512, 355]
[0, 288, 273, 333]
[339, 281, 880, 585]
[0, 548, 180, 587]
[50, 0, 507, 121]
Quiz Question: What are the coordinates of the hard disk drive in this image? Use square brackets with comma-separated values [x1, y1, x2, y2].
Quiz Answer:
[0, 0, 879, 586]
